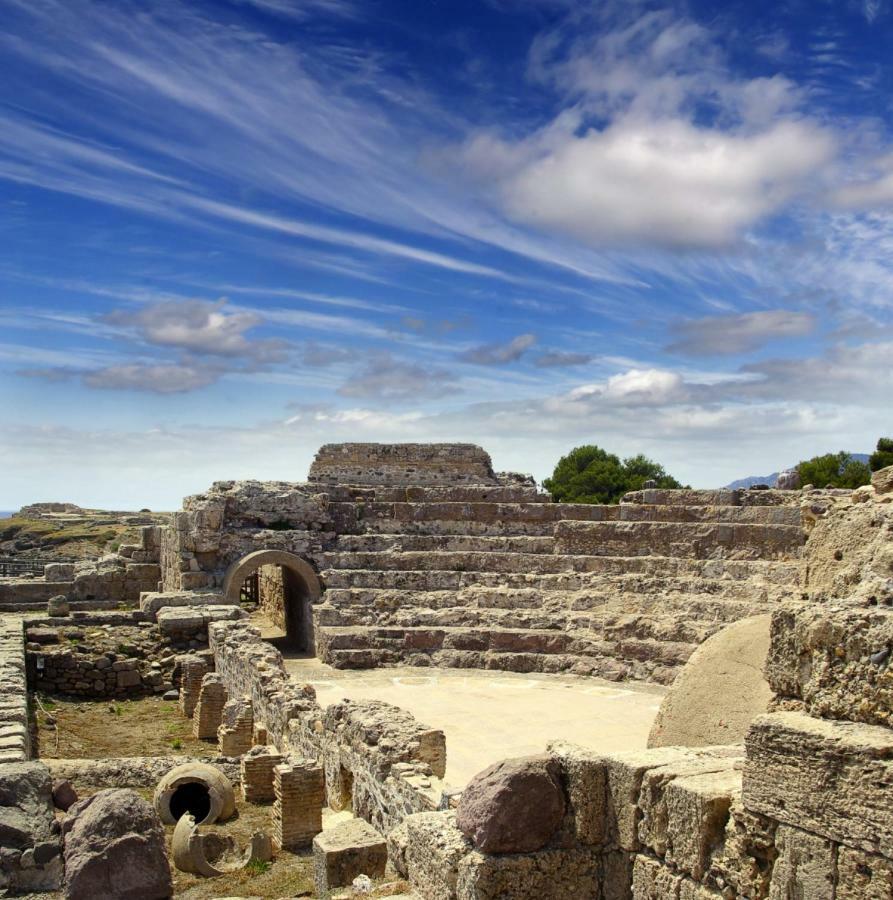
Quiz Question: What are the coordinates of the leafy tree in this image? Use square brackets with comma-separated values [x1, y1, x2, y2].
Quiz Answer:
[869, 438, 893, 473]
[796, 451, 871, 489]
[543, 445, 683, 504]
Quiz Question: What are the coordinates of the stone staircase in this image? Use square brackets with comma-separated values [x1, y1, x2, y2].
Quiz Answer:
[312, 487, 803, 684]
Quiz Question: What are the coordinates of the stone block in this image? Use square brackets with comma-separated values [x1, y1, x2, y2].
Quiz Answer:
[402, 812, 472, 900]
[313, 818, 386, 895]
[704, 796, 776, 900]
[548, 741, 607, 846]
[767, 825, 834, 900]
[872, 465, 893, 495]
[636, 754, 741, 864]
[836, 845, 893, 899]
[743, 711, 893, 855]
[663, 769, 741, 881]
[456, 846, 600, 900]
[765, 600, 893, 728]
[630, 855, 683, 899]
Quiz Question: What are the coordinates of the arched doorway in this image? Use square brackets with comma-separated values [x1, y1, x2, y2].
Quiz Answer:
[222, 551, 321, 655]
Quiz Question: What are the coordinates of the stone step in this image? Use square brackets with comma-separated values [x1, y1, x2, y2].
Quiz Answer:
[316, 625, 697, 684]
[0, 598, 122, 613]
[554, 521, 804, 560]
[316, 549, 802, 576]
[315, 600, 761, 643]
[329, 533, 556, 554]
[319, 558, 800, 590]
[353, 501, 608, 526]
[614, 504, 802, 526]
[326, 484, 548, 503]
[359, 519, 559, 537]
[318, 584, 781, 616]
[622, 488, 798, 507]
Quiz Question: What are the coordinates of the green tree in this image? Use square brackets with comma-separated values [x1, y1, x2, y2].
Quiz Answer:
[543, 445, 683, 504]
[797, 451, 871, 489]
[869, 438, 893, 472]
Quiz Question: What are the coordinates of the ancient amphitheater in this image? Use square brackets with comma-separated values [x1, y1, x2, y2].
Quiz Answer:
[1, 442, 892, 899]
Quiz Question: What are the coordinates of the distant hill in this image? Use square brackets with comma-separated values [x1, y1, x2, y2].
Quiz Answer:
[725, 454, 870, 489]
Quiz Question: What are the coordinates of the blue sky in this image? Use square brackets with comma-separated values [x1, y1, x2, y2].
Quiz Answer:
[2, 0, 892, 508]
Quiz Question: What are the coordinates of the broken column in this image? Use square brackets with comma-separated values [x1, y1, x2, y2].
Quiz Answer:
[192, 673, 226, 740]
[217, 696, 253, 757]
[241, 746, 283, 803]
[272, 759, 324, 851]
[178, 655, 210, 719]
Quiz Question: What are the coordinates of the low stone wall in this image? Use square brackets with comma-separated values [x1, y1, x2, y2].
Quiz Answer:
[208, 620, 448, 831]
[23, 608, 232, 699]
[0, 620, 29, 763]
[45, 754, 242, 788]
[309, 443, 498, 486]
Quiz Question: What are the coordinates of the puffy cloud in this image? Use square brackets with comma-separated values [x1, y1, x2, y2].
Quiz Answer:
[104, 299, 287, 363]
[666, 310, 817, 356]
[337, 353, 459, 401]
[460, 333, 537, 365]
[466, 118, 835, 250]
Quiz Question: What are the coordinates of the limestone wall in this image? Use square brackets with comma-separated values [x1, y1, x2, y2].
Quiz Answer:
[207, 620, 448, 832]
[309, 443, 497, 486]
[258, 563, 286, 630]
[393, 472, 893, 899]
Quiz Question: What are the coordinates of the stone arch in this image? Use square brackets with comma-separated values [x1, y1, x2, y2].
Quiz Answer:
[223, 550, 321, 653]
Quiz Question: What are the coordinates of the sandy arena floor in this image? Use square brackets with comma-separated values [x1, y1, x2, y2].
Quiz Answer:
[285, 658, 665, 787]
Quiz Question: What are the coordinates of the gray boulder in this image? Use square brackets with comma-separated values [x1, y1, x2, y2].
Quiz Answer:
[62, 788, 171, 900]
[456, 754, 566, 854]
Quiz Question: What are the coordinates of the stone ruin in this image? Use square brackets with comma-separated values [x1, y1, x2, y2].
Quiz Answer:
[0, 442, 891, 898]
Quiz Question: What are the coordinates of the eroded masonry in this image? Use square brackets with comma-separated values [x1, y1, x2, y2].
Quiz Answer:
[1, 442, 892, 899]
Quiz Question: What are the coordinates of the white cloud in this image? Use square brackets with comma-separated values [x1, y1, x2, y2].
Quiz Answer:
[467, 118, 835, 249]
[104, 299, 287, 362]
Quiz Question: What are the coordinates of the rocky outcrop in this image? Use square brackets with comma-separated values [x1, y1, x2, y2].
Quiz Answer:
[62, 788, 171, 900]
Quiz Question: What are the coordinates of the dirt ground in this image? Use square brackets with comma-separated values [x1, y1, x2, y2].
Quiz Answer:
[32, 694, 218, 759]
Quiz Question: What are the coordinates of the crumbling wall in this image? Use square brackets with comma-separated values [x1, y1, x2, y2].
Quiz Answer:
[207, 619, 448, 831]
[309, 443, 498, 486]
[258, 563, 286, 630]
[393, 473, 893, 899]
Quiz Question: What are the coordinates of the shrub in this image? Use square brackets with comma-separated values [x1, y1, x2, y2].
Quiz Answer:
[797, 451, 871, 489]
[543, 445, 683, 504]
[870, 438, 893, 472]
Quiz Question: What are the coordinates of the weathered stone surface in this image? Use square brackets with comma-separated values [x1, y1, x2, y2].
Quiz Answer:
[62, 788, 171, 900]
[312, 818, 387, 895]
[767, 825, 834, 900]
[872, 464, 893, 495]
[704, 796, 777, 900]
[52, 779, 78, 812]
[401, 812, 472, 900]
[548, 741, 607, 846]
[456, 846, 600, 900]
[649, 616, 773, 749]
[637, 758, 742, 881]
[456, 755, 565, 854]
[836, 845, 893, 899]
[743, 711, 893, 855]
[310, 443, 497, 486]
[765, 599, 893, 728]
